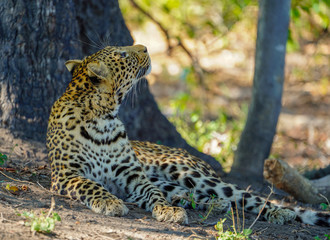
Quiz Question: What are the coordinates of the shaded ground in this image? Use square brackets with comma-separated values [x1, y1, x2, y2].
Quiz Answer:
[1, 23, 329, 240]
[0, 128, 329, 240]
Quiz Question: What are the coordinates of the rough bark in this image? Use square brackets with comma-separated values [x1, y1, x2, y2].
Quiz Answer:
[264, 158, 329, 204]
[230, 0, 291, 180]
[0, 0, 222, 173]
[0, 0, 81, 140]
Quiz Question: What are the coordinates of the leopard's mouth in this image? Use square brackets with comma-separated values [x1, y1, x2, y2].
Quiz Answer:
[136, 63, 151, 80]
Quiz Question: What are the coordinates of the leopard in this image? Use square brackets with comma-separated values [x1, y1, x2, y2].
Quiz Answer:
[46, 44, 330, 227]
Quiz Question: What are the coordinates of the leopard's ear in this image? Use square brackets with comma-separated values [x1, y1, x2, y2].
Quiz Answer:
[87, 61, 110, 80]
[65, 59, 83, 73]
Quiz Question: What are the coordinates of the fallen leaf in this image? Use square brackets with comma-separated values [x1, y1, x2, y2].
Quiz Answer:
[6, 184, 19, 192]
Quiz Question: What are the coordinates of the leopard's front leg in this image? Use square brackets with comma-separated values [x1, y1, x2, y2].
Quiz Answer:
[51, 174, 128, 217]
[117, 160, 188, 224]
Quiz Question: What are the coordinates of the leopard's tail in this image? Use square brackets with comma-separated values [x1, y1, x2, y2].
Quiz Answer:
[294, 207, 330, 227]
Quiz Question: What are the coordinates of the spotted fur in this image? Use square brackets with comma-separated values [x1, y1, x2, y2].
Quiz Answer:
[47, 45, 330, 227]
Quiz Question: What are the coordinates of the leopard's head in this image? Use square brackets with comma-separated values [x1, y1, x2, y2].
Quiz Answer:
[65, 45, 151, 112]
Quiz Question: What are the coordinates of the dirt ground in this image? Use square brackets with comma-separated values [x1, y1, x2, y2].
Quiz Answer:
[0, 128, 329, 240]
[1, 28, 329, 240]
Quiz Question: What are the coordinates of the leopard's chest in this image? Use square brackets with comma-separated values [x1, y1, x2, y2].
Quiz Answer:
[79, 143, 128, 196]
[70, 117, 139, 198]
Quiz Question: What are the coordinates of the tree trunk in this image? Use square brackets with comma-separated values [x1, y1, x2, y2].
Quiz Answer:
[0, 0, 222, 173]
[230, 0, 291, 180]
[0, 0, 81, 141]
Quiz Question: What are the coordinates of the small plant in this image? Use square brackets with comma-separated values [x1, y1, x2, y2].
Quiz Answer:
[314, 234, 330, 240]
[0, 144, 17, 165]
[214, 193, 259, 240]
[20, 211, 61, 233]
[198, 194, 217, 223]
[318, 194, 330, 211]
[18, 197, 61, 234]
[0, 152, 8, 165]
[320, 202, 330, 211]
[179, 192, 217, 222]
[183, 192, 229, 223]
[215, 218, 252, 240]
[189, 192, 196, 209]
[179, 192, 197, 209]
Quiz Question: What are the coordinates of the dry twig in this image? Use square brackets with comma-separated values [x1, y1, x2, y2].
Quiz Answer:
[0, 171, 32, 185]
[248, 187, 274, 230]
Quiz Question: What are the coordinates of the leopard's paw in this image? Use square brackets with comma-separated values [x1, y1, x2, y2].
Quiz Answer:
[152, 205, 188, 224]
[212, 198, 231, 212]
[267, 208, 296, 225]
[91, 198, 129, 217]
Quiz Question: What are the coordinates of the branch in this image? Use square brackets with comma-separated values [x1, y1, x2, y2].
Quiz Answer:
[128, 0, 171, 53]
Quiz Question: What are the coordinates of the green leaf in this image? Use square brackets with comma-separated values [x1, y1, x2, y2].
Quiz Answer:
[0, 153, 8, 165]
[320, 203, 329, 210]
[165, 0, 180, 9]
[191, 199, 196, 209]
[312, 2, 320, 13]
[142, 0, 152, 7]
[323, 0, 330, 7]
[189, 193, 196, 209]
[162, 4, 170, 13]
[243, 228, 252, 236]
[187, 27, 195, 38]
[301, 6, 311, 13]
[31, 220, 41, 232]
[53, 212, 61, 221]
[179, 199, 185, 205]
[318, 12, 329, 28]
[291, 8, 300, 19]
[23, 211, 35, 218]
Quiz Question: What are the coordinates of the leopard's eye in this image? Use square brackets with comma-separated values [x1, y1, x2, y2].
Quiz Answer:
[120, 51, 127, 58]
